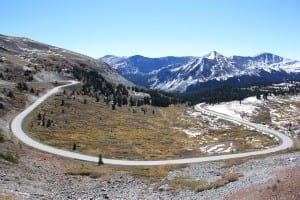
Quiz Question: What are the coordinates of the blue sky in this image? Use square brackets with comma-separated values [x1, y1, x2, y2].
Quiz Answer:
[1, 0, 300, 59]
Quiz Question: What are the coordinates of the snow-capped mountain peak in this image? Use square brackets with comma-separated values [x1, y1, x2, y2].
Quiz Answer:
[204, 51, 223, 60]
[100, 52, 300, 93]
[253, 52, 284, 64]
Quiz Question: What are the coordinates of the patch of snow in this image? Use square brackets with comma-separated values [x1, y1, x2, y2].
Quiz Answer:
[206, 96, 263, 119]
[200, 143, 235, 154]
[34, 71, 69, 82]
[22, 65, 32, 71]
[291, 95, 300, 101]
[132, 91, 150, 98]
[0, 80, 14, 86]
[27, 94, 38, 102]
[222, 146, 235, 153]
[182, 129, 202, 137]
[207, 52, 216, 60]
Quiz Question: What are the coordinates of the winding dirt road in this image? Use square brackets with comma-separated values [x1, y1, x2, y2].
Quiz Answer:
[10, 81, 294, 166]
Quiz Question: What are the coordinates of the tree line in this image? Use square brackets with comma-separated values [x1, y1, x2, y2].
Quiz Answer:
[179, 81, 300, 105]
[72, 67, 184, 107]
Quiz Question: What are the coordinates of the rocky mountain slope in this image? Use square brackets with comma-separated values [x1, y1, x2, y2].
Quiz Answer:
[0, 34, 131, 86]
[101, 52, 300, 92]
[101, 55, 192, 75]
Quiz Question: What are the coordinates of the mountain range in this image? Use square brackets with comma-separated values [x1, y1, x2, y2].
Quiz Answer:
[1, 33, 299, 94]
[100, 51, 300, 92]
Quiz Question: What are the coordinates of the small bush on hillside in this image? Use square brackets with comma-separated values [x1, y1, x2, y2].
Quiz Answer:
[0, 135, 4, 143]
[0, 152, 19, 164]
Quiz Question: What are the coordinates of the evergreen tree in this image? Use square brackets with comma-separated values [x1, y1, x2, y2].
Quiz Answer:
[122, 96, 128, 105]
[37, 113, 42, 120]
[129, 97, 135, 107]
[6, 91, 14, 98]
[30, 88, 35, 93]
[95, 95, 100, 102]
[98, 154, 103, 165]
[46, 119, 52, 127]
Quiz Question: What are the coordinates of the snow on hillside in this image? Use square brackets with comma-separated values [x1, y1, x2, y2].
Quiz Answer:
[205, 97, 263, 120]
[203, 94, 300, 138]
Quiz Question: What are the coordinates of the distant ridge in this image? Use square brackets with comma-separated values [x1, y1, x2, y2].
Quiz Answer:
[100, 52, 300, 92]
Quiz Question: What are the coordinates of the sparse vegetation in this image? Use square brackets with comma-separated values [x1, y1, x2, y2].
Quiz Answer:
[167, 172, 243, 192]
[6, 90, 14, 98]
[0, 135, 4, 143]
[220, 158, 248, 169]
[23, 83, 278, 160]
[0, 195, 18, 200]
[25, 91, 202, 160]
[66, 170, 91, 177]
[127, 165, 184, 180]
[252, 107, 272, 124]
[0, 152, 19, 164]
[16, 82, 28, 91]
[66, 163, 186, 182]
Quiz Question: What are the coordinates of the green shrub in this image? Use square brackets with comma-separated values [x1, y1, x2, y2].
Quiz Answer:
[66, 171, 91, 176]
[0, 136, 4, 143]
[0, 152, 18, 164]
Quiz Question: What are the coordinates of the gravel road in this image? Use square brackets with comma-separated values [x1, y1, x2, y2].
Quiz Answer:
[11, 81, 294, 166]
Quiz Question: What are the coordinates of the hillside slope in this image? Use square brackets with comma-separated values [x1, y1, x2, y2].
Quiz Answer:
[0, 34, 131, 86]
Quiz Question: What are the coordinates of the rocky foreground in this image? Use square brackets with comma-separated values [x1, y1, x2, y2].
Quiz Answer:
[0, 141, 299, 200]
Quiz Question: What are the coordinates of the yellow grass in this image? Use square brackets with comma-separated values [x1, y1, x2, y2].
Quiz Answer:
[66, 160, 186, 182]
[0, 195, 17, 200]
[166, 172, 243, 192]
[24, 86, 278, 160]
